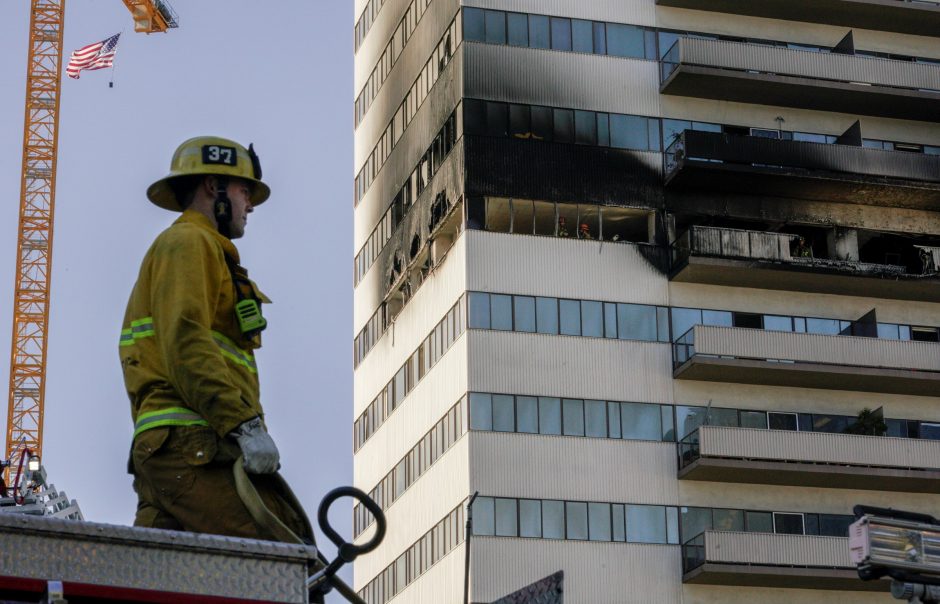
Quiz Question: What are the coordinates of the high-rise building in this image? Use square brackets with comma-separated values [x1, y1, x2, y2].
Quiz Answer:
[352, 1, 940, 601]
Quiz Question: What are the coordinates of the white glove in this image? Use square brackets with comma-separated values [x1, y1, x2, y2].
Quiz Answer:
[230, 417, 280, 474]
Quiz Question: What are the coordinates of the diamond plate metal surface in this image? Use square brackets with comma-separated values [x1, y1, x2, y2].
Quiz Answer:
[0, 513, 317, 602]
[490, 571, 564, 604]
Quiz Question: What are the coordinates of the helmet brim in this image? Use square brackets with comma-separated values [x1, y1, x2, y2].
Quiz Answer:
[146, 173, 271, 212]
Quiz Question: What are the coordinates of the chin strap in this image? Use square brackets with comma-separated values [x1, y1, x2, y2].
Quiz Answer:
[213, 176, 233, 238]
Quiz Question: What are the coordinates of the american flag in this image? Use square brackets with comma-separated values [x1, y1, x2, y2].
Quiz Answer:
[66, 33, 121, 79]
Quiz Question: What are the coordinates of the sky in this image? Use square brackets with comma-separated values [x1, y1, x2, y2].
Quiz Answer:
[1, 0, 356, 575]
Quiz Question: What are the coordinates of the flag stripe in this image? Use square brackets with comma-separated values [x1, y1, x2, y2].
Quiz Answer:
[66, 34, 120, 80]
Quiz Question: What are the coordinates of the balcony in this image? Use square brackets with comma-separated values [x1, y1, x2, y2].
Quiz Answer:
[664, 130, 940, 210]
[671, 225, 940, 301]
[660, 38, 940, 121]
[655, 0, 940, 38]
[673, 325, 940, 395]
[678, 426, 940, 492]
[682, 531, 887, 591]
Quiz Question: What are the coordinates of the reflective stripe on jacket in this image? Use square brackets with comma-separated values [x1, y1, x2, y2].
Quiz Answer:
[120, 210, 269, 441]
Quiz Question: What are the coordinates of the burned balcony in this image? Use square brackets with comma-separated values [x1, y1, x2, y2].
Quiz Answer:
[678, 426, 940, 493]
[655, 0, 940, 38]
[664, 130, 940, 210]
[671, 225, 940, 301]
[682, 530, 887, 591]
[660, 37, 940, 121]
[673, 325, 940, 396]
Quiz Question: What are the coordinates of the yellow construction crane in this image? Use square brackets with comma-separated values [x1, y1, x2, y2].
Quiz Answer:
[4, 0, 177, 483]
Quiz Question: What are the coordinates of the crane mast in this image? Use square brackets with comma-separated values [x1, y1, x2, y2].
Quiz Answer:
[4, 0, 66, 482]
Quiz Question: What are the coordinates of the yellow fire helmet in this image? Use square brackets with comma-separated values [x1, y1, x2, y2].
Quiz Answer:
[146, 136, 271, 211]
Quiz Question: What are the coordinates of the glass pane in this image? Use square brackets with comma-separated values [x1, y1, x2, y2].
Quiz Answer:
[662, 119, 691, 149]
[740, 410, 767, 429]
[463, 7, 485, 42]
[819, 514, 853, 537]
[492, 394, 515, 432]
[536, 297, 559, 334]
[490, 294, 513, 331]
[621, 402, 662, 440]
[597, 113, 610, 146]
[589, 502, 612, 541]
[507, 12, 528, 47]
[485, 197, 511, 233]
[554, 108, 574, 144]
[539, 397, 562, 435]
[608, 402, 622, 439]
[572, 19, 593, 53]
[550, 17, 572, 51]
[581, 301, 603, 337]
[662, 405, 675, 441]
[514, 296, 536, 332]
[764, 315, 793, 332]
[618, 304, 657, 341]
[746, 511, 773, 533]
[593, 21, 607, 55]
[607, 23, 644, 58]
[566, 502, 588, 540]
[671, 308, 702, 341]
[575, 110, 597, 145]
[517, 396, 538, 433]
[675, 405, 706, 439]
[474, 497, 495, 535]
[533, 200, 556, 236]
[495, 497, 517, 536]
[768, 412, 798, 431]
[922, 423, 940, 440]
[610, 114, 648, 150]
[531, 106, 553, 141]
[528, 15, 550, 49]
[713, 508, 745, 532]
[484, 10, 506, 44]
[602, 303, 618, 338]
[648, 119, 661, 152]
[519, 499, 542, 537]
[710, 408, 738, 428]
[469, 392, 492, 430]
[509, 104, 531, 139]
[813, 414, 849, 434]
[806, 318, 840, 335]
[511, 198, 533, 235]
[681, 507, 712, 542]
[774, 513, 804, 535]
[543, 500, 565, 539]
[468, 292, 490, 329]
[657, 307, 671, 342]
[658, 31, 681, 59]
[559, 299, 581, 335]
[585, 400, 607, 437]
[563, 399, 585, 436]
[612, 504, 626, 541]
[702, 310, 732, 327]
[485, 102, 508, 137]
[627, 505, 666, 543]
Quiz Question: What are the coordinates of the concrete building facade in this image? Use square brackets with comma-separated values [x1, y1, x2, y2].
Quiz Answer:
[352, 0, 940, 601]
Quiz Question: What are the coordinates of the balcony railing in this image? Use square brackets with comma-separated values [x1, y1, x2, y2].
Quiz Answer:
[678, 426, 940, 491]
[682, 531, 886, 590]
[655, 0, 940, 38]
[660, 37, 940, 121]
[673, 325, 940, 395]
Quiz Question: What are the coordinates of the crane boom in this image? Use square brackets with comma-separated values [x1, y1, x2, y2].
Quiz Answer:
[4, 0, 66, 481]
[121, 0, 179, 34]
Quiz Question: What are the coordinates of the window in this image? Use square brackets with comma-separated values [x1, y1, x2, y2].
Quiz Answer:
[553, 108, 574, 144]
[681, 507, 712, 541]
[513, 296, 536, 332]
[463, 8, 485, 42]
[589, 502, 612, 541]
[581, 301, 604, 337]
[566, 502, 588, 540]
[484, 10, 506, 44]
[511, 198, 534, 235]
[495, 498, 517, 536]
[550, 17, 572, 51]
[562, 399, 585, 436]
[529, 15, 550, 49]
[593, 22, 607, 55]
[606, 23, 645, 58]
[463, 99, 486, 136]
[746, 511, 773, 533]
[610, 114, 649, 150]
[618, 303, 657, 341]
[492, 394, 515, 432]
[520, 499, 542, 537]
[486, 102, 508, 137]
[597, 113, 610, 146]
[543, 500, 565, 538]
[536, 297, 559, 334]
[621, 402, 662, 440]
[509, 104, 530, 138]
[774, 512, 804, 535]
[470, 393, 492, 430]
[575, 110, 597, 145]
[517, 396, 539, 433]
[612, 504, 626, 541]
[740, 410, 767, 429]
[627, 505, 666, 543]
[530, 106, 553, 140]
[559, 299, 581, 336]
[713, 508, 745, 532]
[468, 292, 490, 328]
[507, 13, 528, 47]
[768, 412, 798, 431]
[474, 497, 495, 535]
[490, 294, 513, 330]
[539, 397, 562, 435]
[585, 400, 607, 437]
[675, 405, 705, 439]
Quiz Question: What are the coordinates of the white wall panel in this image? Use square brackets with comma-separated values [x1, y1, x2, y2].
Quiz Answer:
[471, 537, 682, 603]
[466, 230, 669, 306]
[354, 437, 469, 584]
[354, 234, 466, 408]
[467, 330, 675, 403]
[469, 432, 678, 504]
[354, 0, 411, 80]
[464, 42, 663, 118]
[463, 0, 658, 27]
[354, 338, 467, 485]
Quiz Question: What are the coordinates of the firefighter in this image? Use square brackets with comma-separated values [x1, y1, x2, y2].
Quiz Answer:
[558, 216, 570, 237]
[120, 136, 310, 542]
